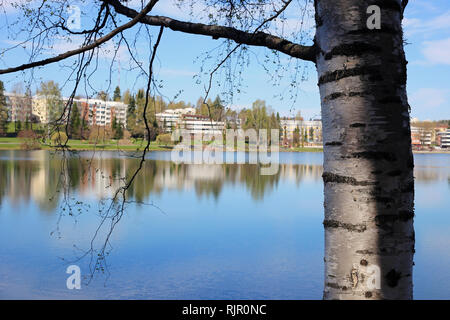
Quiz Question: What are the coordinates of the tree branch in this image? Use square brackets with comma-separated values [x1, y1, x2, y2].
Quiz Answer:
[105, 0, 316, 62]
[0, 0, 159, 75]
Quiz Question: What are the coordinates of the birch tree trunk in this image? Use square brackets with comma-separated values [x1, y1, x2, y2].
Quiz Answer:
[314, 0, 415, 299]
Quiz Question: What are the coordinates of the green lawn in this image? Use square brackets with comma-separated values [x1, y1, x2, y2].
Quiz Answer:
[6, 122, 45, 133]
[0, 137, 24, 143]
[0, 137, 324, 152]
[0, 143, 21, 150]
[285, 147, 323, 152]
[0, 137, 173, 151]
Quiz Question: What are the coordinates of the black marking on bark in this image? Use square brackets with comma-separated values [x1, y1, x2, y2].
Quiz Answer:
[322, 172, 376, 186]
[326, 282, 343, 289]
[399, 210, 415, 221]
[351, 151, 397, 162]
[360, 259, 368, 266]
[373, 0, 403, 13]
[379, 95, 403, 104]
[324, 92, 344, 101]
[325, 141, 342, 146]
[375, 211, 415, 227]
[323, 219, 367, 232]
[318, 66, 383, 85]
[375, 196, 395, 203]
[385, 269, 402, 288]
[401, 181, 414, 193]
[347, 27, 398, 36]
[356, 250, 374, 255]
[387, 169, 402, 176]
[324, 92, 366, 101]
[349, 92, 365, 97]
[313, 0, 323, 28]
[324, 42, 382, 60]
[349, 123, 366, 128]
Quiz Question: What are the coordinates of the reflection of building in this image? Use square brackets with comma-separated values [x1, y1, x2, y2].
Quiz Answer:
[280, 119, 322, 144]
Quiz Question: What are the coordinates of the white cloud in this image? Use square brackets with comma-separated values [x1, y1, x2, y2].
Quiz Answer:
[421, 38, 450, 65]
[410, 88, 448, 109]
[404, 10, 450, 37]
[159, 68, 196, 77]
[0, 0, 28, 14]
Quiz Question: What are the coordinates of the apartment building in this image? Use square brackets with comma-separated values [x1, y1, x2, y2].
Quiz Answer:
[155, 107, 196, 132]
[280, 119, 323, 144]
[4, 92, 33, 122]
[155, 108, 226, 135]
[179, 114, 225, 135]
[437, 129, 450, 148]
[73, 98, 127, 127]
[411, 126, 432, 147]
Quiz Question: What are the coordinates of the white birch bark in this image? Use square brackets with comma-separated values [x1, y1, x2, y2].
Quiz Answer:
[314, 0, 415, 299]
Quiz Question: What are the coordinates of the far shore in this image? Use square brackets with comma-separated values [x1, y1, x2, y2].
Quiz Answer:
[0, 138, 449, 154]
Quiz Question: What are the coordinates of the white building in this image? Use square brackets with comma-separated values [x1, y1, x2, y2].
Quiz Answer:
[438, 129, 450, 148]
[155, 108, 226, 135]
[4, 92, 33, 122]
[155, 107, 196, 132]
[6, 93, 127, 128]
[280, 119, 322, 143]
[411, 126, 432, 146]
[179, 114, 224, 135]
[73, 98, 127, 127]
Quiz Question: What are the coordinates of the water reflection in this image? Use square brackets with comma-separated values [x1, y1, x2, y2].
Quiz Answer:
[1, 151, 448, 211]
[0, 150, 324, 210]
[0, 151, 449, 299]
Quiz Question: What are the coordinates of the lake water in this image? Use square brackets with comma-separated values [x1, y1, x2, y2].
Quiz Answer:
[0, 150, 448, 299]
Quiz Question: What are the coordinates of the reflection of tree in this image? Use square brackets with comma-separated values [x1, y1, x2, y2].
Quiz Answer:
[414, 168, 449, 184]
[0, 152, 328, 209]
[0, 152, 40, 207]
[240, 164, 279, 200]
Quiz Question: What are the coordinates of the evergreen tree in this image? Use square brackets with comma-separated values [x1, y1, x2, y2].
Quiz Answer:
[69, 102, 81, 139]
[276, 112, 282, 140]
[293, 126, 300, 147]
[126, 95, 137, 135]
[113, 86, 121, 101]
[0, 81, 8, 136]
[211, 96, 224, 121]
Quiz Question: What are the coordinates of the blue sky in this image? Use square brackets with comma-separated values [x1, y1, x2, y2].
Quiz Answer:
[0, 0, 449, 120]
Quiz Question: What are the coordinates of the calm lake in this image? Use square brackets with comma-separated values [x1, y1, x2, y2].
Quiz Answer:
[0, 150, 449, 299]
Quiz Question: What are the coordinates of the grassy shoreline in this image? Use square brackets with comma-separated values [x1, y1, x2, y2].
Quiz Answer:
[1, 138, 449, 154]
